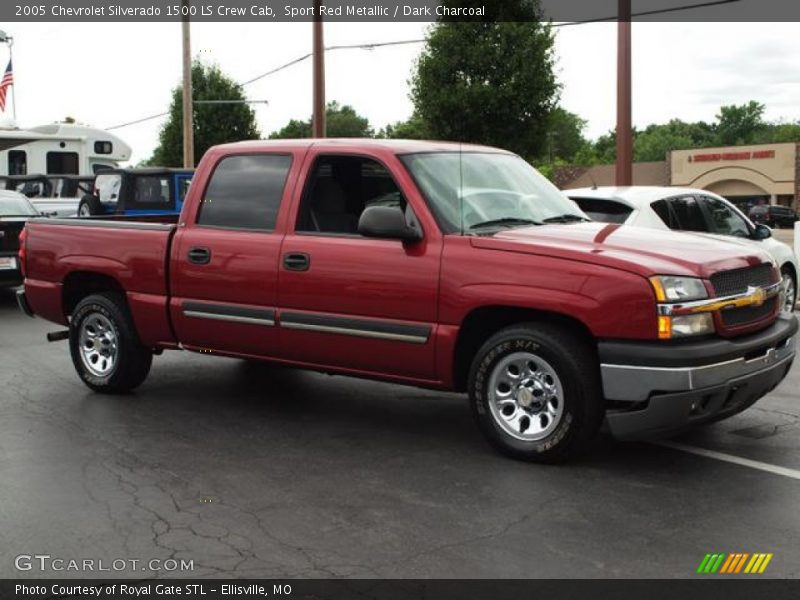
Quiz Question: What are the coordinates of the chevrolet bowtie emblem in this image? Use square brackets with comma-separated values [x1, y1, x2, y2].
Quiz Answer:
[747, 286, 767, 307]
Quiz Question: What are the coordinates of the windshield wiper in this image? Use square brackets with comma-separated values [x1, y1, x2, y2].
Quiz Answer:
[542, 214, 591, 224]
[469, 217, 542, 230]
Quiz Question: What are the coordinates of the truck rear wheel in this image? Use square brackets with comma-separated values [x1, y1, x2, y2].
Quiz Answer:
[468, 323, 603, 463]
[69, 293, 152, 393]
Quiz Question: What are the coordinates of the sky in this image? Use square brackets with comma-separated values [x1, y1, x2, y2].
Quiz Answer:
[1, 21, 799, 164]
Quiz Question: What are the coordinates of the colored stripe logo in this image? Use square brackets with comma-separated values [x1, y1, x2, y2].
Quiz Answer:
[697, 553, 773, 574]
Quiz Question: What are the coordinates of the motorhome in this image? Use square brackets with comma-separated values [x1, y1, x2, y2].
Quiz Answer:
[0, 123, 131, 176]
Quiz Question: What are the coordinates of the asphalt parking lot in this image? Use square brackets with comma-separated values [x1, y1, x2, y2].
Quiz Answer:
[1, 287, 799, 580]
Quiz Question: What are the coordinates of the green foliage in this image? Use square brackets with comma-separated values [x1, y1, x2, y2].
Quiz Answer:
[544, 108, 588, 162]
[149, 62, 260, 167]
[377, 113, 430, 140]
[715, 100, 766, 146]
[269, 101, 373, 139]
[576, 101, 800, 165]
[410, 0, 559, 161]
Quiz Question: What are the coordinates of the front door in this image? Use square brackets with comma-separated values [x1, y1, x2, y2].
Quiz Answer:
[277, 151, 441, 381]
[170, 151, 296, 357]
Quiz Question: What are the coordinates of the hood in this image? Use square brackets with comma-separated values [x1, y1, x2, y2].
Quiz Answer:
[471, 223, 773, 279]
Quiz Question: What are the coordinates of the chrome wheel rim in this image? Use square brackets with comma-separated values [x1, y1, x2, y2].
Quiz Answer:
[78, 313, 118, 377]
[783, 274, 796, 312]
[487, 351, 564, 441]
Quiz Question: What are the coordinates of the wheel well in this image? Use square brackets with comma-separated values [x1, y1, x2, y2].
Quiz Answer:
[781, 262, 797, 282]
[452, 306, 596, 392]
[62, 272, 125, 317]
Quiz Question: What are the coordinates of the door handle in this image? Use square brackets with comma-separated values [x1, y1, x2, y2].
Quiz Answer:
[283, 252, 310, 272]
[187, 246, 211, 265]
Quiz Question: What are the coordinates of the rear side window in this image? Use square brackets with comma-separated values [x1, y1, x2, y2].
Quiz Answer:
[667, 196, 707, 232]
[569, 197, 632, 224]
[198, 154, 291, 231]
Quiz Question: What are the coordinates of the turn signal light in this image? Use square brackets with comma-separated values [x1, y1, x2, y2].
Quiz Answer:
[658, 316, 672, 339]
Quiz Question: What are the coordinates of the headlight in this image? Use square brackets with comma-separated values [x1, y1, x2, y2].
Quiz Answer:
[650, 276, 708, 302]
[651, 276, 714, 339]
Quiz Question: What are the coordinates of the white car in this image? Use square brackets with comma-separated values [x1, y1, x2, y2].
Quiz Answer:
[566, 186, 798, 312]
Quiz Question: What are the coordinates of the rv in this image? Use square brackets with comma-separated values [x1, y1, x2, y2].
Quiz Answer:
[0, 123, 131, 176]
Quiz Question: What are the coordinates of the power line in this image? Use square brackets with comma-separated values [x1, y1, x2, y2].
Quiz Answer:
[105, 1, 739, 131]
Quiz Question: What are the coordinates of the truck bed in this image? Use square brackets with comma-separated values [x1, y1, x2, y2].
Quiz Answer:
[23, 215, 179, 344]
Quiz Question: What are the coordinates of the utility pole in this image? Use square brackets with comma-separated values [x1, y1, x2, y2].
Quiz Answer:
[615, 0, 633, 186]
[312, 0, 326, 138]
[181, 0, 195, 168]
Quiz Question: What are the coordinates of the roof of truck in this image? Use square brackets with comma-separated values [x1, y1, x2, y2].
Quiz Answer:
[212, 138, 511, 155]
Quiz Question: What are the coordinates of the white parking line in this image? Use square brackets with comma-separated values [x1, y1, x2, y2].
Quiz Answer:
[656, 440, 800, 481]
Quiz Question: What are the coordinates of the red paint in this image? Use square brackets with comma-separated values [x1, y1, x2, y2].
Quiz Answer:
[22, 139, 779, 389]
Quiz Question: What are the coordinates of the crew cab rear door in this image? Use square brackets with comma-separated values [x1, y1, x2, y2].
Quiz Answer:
[169, 150, 299, 356]
[276, 148, 442, 381]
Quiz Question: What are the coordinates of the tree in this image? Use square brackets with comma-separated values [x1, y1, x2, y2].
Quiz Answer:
[269, 102, 373, 139]
[634, 119, 716, 162]
[149, 62, 260, 167]
[410, 0, 559, 161]
[377, 113, 430, 140]
[715, 100, 766, 146]
[545, 108, 588, 162]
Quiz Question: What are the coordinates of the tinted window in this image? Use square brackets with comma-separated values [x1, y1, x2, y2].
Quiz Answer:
[700, 196, 750, 237]
[94, 141, 113, 154]
[297, 156, 405, 235]
[132, 176, 171, 208]
[198, 154, 291, 230]
[570, 197, 632, 224]
[651, 199, 672, 227]
[46, 151, 79, 175]
[667, 196, 707, 232]
[8, 150, 26, 176]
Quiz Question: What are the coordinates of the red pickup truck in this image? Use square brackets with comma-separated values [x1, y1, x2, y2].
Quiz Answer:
[16, 139, 797, 462]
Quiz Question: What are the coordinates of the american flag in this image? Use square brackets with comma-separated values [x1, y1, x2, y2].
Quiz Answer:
[0, 61, 13, 112]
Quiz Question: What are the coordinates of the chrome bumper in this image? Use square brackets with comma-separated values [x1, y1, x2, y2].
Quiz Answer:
[601, 335, 796, 403]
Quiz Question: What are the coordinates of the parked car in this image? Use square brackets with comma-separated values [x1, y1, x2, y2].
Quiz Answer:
[17, 140, 797, 462]
[77, 168, 193, 217]
[566, 187, 799, 313]
[1, 190, 40, 287]
[3, 174, 95, 217]
[749, 204, 799, 229]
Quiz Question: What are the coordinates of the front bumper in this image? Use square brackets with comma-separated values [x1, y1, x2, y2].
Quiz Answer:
[600, 314, 797, 439]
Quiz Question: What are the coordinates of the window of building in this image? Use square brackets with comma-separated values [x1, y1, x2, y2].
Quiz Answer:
[8, 150, 27, 175]
[297, 155, 405, 235]
[46, 151, 80, 175]
[197, 154, 292, 230]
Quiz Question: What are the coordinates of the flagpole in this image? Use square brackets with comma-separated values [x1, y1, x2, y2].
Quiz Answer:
[8, 35, 15, 122]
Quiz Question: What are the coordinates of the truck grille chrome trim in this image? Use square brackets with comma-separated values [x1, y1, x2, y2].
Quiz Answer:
[657, 281, 783, 316]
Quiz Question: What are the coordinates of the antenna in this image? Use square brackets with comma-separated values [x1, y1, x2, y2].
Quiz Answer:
[459, 142, 465, 236]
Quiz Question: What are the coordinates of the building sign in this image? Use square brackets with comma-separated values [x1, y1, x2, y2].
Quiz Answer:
[689, 150, 776, 163]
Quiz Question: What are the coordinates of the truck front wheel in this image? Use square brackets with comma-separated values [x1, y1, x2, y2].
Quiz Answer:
[468, 323, 603, 463]
[69, 293, 153, 393]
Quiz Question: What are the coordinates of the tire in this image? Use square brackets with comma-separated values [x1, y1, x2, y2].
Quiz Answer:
[69, 292, 153, 393]
[468, 323, 603, 463]
[781, 266, 797, 313]
[77, 194, 103, 217]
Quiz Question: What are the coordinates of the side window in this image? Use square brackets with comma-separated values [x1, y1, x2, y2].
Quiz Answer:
[178, 177, 192, 203]
[651, 199, 672, 227]
[46, 151, 80, 175]
[8, 150, 26, 175]
[700, 196, 751, 238]
[667, 196, 707, 232]
[197, 154, 292, 231]
[297, 155, 405, 235]
[132, 176, 171, 207]
[95, 174, 122, 204]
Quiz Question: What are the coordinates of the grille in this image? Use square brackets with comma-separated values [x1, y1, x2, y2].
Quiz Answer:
[710, 263, 775, 297]
[721, 297, 777, 327]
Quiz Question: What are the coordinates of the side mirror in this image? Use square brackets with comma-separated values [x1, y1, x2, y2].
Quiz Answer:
[358, 205, 422, 242]
[753, 223, 772, 240]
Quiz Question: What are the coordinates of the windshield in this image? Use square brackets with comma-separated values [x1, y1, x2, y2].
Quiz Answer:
[0, 195, 38, 217]
[401, 152, 587, 233]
